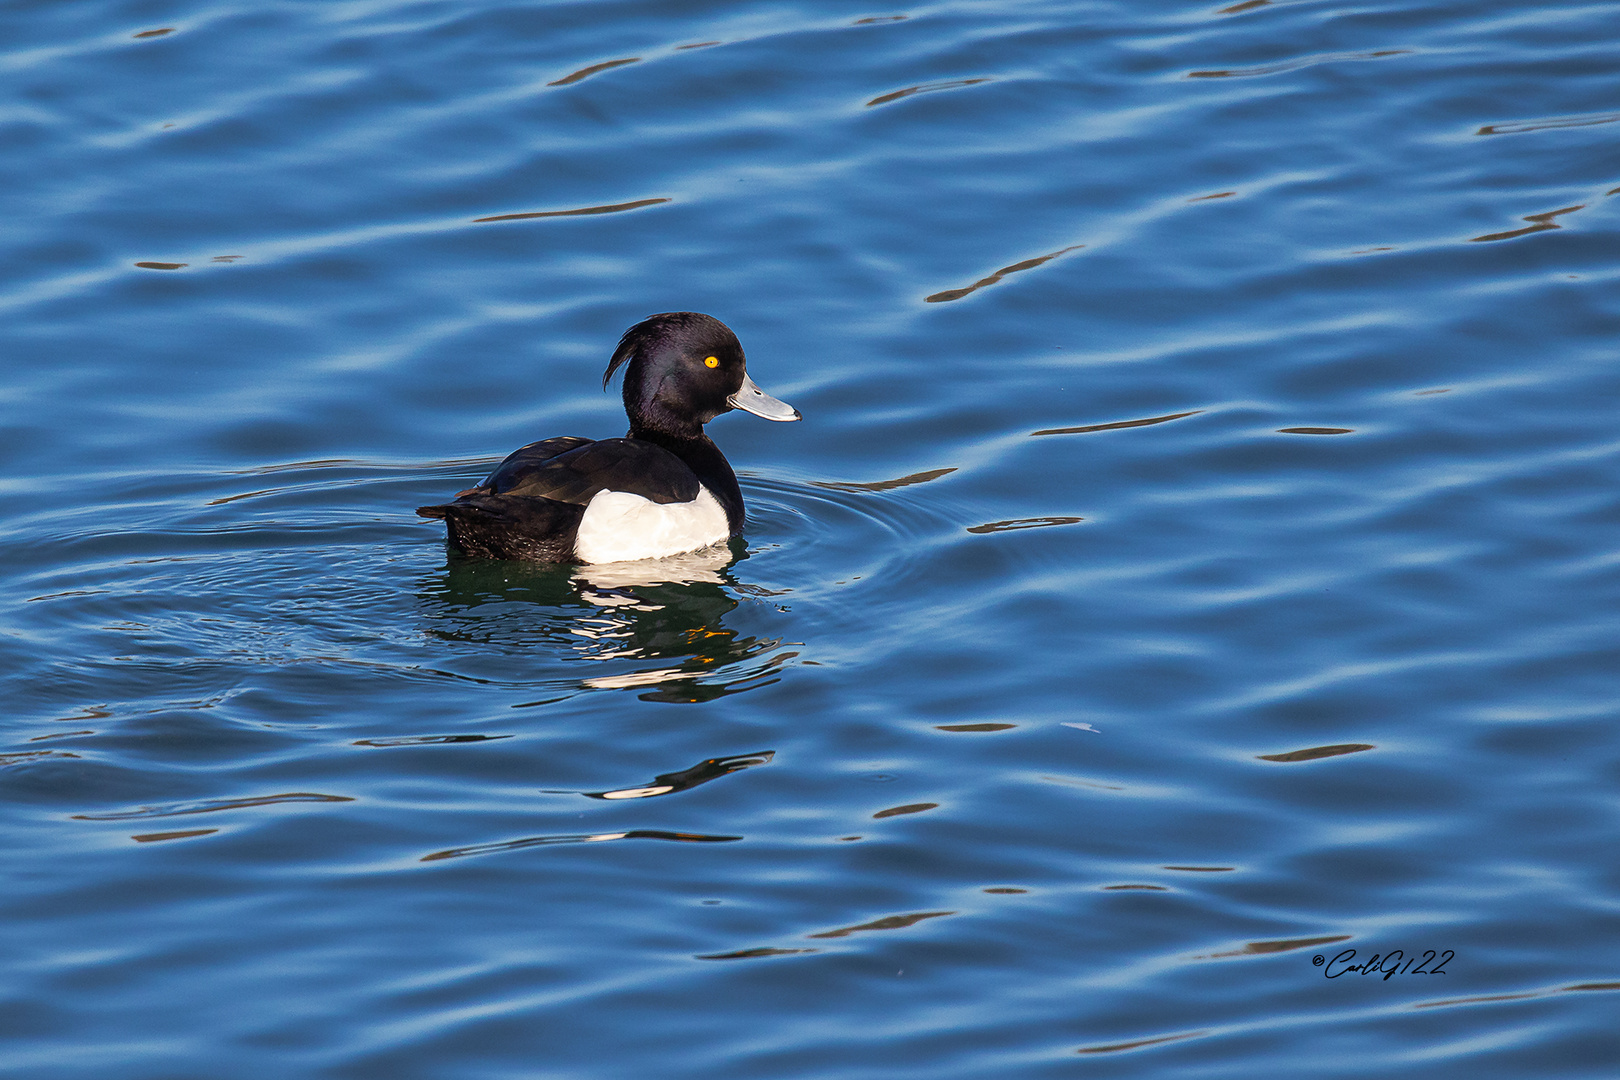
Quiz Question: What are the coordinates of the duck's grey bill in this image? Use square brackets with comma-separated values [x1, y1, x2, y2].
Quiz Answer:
[728, 374, 801, 421]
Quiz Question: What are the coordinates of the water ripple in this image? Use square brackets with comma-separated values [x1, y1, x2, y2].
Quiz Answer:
[73, 792, 354, 820]
[925, 245, 1085, 304]
[421, 829, 741, 863]
[1470, 203, 1585, 243]
[1187, 48, 1410, 79]
[546, 57, 641, 87]
[472, 198, 671, 224]
[1477, 109, 1620, 136]
[1031, 410, 1203, 438]
[866, 78, 990, 108]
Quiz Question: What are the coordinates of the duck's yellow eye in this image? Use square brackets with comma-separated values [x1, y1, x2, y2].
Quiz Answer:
[704, 356, 719, 368]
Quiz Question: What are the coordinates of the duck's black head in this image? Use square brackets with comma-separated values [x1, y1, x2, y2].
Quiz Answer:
[604, 312, 799, 438]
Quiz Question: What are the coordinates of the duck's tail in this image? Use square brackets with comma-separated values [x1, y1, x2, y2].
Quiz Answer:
[417, 494, 584, 562]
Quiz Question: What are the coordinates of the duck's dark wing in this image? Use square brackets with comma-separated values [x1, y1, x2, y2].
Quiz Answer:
[459, 436, 593, 498]
[486, 437, 701, 505]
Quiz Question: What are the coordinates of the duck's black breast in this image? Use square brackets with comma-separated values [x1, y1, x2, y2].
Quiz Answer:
[416, 436, 707, 561]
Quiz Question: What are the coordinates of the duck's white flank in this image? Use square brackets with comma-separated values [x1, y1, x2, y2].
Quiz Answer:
[573, 487, 729, 564]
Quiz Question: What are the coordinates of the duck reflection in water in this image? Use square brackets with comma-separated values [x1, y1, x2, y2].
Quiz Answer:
[540, 750, 775, 801]
[417, 544, 795, 703]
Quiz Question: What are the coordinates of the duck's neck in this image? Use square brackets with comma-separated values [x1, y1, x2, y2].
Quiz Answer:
[629, 426, 744, 533]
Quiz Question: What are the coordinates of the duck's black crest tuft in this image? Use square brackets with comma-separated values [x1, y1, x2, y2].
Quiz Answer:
[602, 312, 728, 390]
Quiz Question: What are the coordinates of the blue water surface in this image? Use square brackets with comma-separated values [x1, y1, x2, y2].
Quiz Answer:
[3, 0, 1619, 1076]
